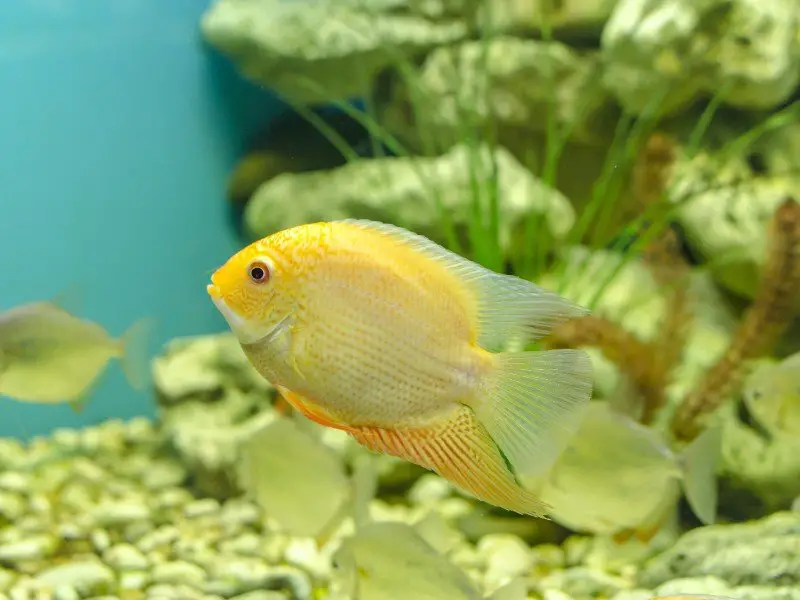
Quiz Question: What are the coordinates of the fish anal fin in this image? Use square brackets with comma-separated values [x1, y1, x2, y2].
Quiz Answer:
[350, 405, 551, 517]
[276, 386, 353, 432]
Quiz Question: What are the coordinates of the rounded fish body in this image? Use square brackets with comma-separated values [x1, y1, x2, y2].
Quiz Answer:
[241, 221, 490, 427]
[208, 219, 595, 517]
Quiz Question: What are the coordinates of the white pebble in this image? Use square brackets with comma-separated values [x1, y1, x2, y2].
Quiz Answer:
[36, 560, 115, 597]
[209, 557, 271, 592]
[155, 488, 193, 510]
[119, 571, 150, 591]
[218, 534, 261, 557]
[27, 494, 52, 516]
[124, 417, 157, 443]
[51, 428, 82, 450]
[229, 592, 287, 600]
[53, 584, 80, 600]
[70, 458, 107, 483]
[136, 525, 179, 553]
[0, 473, 29, 495]
[103, 544, 150, 572]
[408, 474, 452, 505]
[147, 583, 204, 599]
[0, 492, 26, 521]
[93, 500, 151, 527]
[183, 499, 220, 519]
[283, 539, 330, 579]
[90, 530, 111, 553]
[478, 534, 533, 592]
[0, 535, 57, 562]
[141, 462, 186, 490]
[220, 500, 260, 528]
[151, 561, 207, 588]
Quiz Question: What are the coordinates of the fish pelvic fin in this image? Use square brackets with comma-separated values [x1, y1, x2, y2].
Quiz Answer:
[350, 405, 551, 517]
[470, 349, 593, 482]
[678, 425, 722, 526]
[119, 318, 155, 391]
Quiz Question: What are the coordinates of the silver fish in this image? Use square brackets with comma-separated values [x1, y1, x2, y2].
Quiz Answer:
[0, 301, 151, 410]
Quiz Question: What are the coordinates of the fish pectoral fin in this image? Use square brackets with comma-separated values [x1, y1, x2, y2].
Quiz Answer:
[349, 405, 551, 518]
[276, 386, 353, 432]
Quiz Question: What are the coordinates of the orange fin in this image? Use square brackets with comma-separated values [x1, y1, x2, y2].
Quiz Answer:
[349, 405, 550, 517]
[276, 386, 353, 432]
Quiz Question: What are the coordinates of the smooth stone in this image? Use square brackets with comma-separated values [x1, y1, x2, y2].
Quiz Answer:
[478, 534, 533, 589]
[53, 585, 80, 600]
[140, 462, 187, 491]
[36, 561, 115, 597]
[219, 500, 260, 528]
[0, 536, 57, 562]
[217, 534, 261, 558]
[118, 571, 150, 591]
[150, 561, 207, 588]
[103, 544, 150, 571]
[0, 473, 30, 494]
[70, 458, 107, 483]
[27, 494, 52, 516]
[154, 488, 194, 511]
[0, 492, 26, 521]
[94, 501, 152, 527]
[230, 592, 287, 600]
[408, 475, 452, 506]
[124, 521, 154, 544]
[136, 526, 180, 553]
[283, 539, 329, 580]
[183, 499, 220, 519]
[208, 557, 271, 593]
[90, 530, 111, 553]
[147, 583, 206, 599]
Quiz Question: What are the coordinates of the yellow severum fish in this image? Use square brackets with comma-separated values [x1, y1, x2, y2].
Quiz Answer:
[207, 220, 593, 516]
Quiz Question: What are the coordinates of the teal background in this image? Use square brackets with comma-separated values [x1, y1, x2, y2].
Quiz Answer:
[0, 1, 280, 438]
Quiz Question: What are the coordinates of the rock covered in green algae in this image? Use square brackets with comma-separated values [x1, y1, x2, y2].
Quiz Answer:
[379, 38, 617, 150]
[601, 0, 800, 115]
[200, 0, 469, 104]
[613, 575, 800, 600]
[244, 143, 576, 252]
[665, 148, 800, 299]
[636, 510, 800, 589]
[715, 399, 800, 517]
[477, 0, 620, 37]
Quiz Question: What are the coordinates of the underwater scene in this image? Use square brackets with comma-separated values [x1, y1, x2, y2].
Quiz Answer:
[2, 1, 800, 599]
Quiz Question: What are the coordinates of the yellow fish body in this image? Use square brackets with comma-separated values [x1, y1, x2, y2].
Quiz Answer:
[207, 220, 593, 516]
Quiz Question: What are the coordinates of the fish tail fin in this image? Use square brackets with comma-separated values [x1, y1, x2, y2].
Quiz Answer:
[678, 425, 722, 525]
[350, 405, 550, 517]
[119, 318, 155, 391]
[471, 349, 594, 482]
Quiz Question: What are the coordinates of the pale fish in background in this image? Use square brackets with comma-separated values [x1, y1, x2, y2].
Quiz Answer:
[236, 414, 377, 541]
[207, 219, 594, 516]
[742, 351, 800, 435]
[330, 521, 483, 600]
[530, 401, 721, 543]
[0, 301, 152, 411]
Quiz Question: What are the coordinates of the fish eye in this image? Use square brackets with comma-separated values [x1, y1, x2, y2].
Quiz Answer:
[247, 260, 270, 284]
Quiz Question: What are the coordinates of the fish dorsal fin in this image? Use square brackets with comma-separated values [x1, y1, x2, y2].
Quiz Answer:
[338, 219, 588, 349]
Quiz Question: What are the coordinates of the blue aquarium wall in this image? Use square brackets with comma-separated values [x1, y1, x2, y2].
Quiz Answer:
[0, 0, 281, 438]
